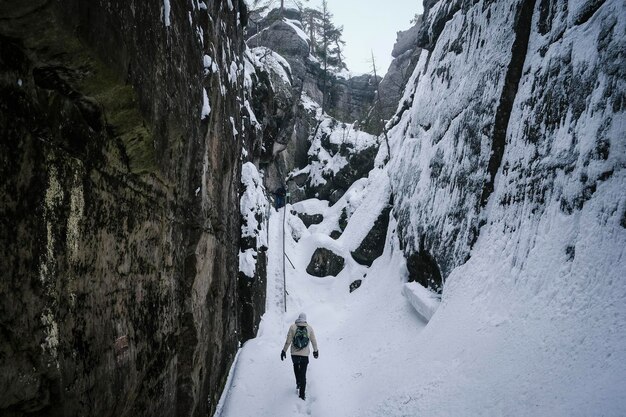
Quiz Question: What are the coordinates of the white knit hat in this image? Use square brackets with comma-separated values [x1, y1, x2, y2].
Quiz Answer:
[295, 312, 307, 324]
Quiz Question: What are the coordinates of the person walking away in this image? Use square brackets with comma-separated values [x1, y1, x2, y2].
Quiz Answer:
[274, 187, 286, 209]
[281, 312, 318, 400]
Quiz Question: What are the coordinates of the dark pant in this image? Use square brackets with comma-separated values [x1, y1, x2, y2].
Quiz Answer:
[291, 355, 309, 399]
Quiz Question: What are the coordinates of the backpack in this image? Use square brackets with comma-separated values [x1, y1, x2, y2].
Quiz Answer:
[293, 326, 309, 350]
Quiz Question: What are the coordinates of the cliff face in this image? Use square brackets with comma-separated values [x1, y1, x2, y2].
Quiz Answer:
[381, 0, 625, 412]
[332, 73, 380, 125]
[375, 17, 423, 127]
[389, 0, 542, 281]
[389, 0, 624, 283]
[246, 8, 381, 194]
[0, 0, 249, 416]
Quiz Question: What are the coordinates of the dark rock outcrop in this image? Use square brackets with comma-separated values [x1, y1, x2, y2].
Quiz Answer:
[331, 74, 381, 126]
[306, 144, 379, 204]
[349, 280, 363, 293]
[293, 211, 324, 228]
[367, 16, 423, 133]
[0, 1, 249, 416]
[339, 208, 349, 231]
[330, 230, 343, 240]
[351, 206, 392, 267]
[306, 248, 345, 277]
[303, 120, 379, 204]
[406, 250, 443, 294]
[332, 144, 379, 200]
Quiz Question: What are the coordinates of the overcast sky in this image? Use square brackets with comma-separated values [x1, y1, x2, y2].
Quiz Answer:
[302, 0, 424, 75]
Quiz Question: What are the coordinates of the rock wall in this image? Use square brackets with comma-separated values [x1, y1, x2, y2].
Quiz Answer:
[0, 0, 250, 416]
[238, 163, 269, 343]
[332, 73, 380, 126]
[388, 0, 540, 281]
[388, 0, 625, 285]
[382, 0, 625, 413]
[374, 16, 423, 128]
[246, 8, 381, 193]
[246, 10, 314, 193]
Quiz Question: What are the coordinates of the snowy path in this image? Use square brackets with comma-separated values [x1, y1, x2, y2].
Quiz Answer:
[217, 205, 427, 417]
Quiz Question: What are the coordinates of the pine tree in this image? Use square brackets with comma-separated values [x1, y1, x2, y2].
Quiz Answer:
[250, 0, 308, 16]
[301, 1, 346, 112]
[302, 7, 323, 51]
[301, 2, 345, 72]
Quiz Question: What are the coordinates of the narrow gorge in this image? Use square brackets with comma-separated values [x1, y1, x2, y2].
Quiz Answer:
[1, 0, 624, 416]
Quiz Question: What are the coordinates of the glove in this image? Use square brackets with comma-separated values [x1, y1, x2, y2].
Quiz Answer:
[313, 351, 319, 359]
[281, 350, 286, 361]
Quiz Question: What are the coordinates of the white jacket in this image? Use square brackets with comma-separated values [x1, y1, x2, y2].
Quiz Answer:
[283, 322, 318, 357]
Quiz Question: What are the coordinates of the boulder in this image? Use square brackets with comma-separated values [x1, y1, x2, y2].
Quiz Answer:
[349, 279, 363, 293]
[351, 206, 391, 266]
[305, 130, 379, 203]
[293, 211, 323, 228]
[306, 248, 345, 277]
[333, 144, 378, 191]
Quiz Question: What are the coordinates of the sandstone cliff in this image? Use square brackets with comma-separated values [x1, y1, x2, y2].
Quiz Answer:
[388, 0, 624, 286]
[0, 0, 250, 416]
[372, 16, 423, 131]
[245, 7, 381, 194]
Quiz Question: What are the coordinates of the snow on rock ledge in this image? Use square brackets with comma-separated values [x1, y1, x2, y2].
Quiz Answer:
[239, 162, 269, 277]
[402, 282, 440, 322]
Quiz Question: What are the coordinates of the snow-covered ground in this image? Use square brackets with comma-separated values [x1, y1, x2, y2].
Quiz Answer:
[217, 171, 429, 417]
[220, 132, 625, 417]
[220, 173, 625, 417]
